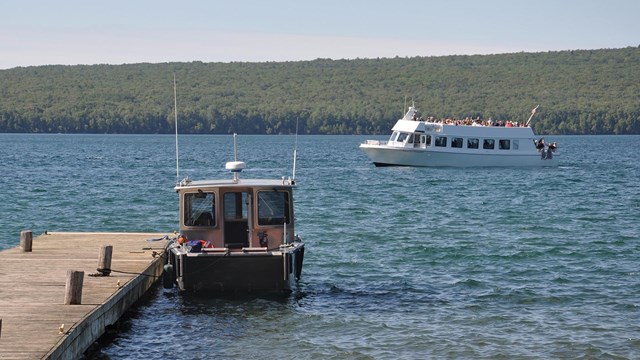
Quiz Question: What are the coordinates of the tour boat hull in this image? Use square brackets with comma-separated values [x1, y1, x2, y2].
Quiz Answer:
[361, 144, 559, 167]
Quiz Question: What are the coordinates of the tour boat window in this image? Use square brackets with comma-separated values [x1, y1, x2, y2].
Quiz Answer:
[184, 191, 216, 227]
[483, 139, 495, 149]
[258, 190, 291, 226]
[451, 137, 463, 148]
[467, 138, 479, 149]
[426, 135, 432, 146]
[499, 139, 511, 150]
[435, 136, 447, 147]
[407, 134, 415, 144]
[397, 133, 409, 143]
[389, 131, 399, 142]
[513, 140, 519, 150]
[224, 192, 248, 220]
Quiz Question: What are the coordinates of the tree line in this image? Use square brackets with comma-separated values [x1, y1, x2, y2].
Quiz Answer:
[1, 46, 639, 135]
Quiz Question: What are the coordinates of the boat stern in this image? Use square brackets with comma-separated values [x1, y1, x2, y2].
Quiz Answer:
[167, 237, 304, 293]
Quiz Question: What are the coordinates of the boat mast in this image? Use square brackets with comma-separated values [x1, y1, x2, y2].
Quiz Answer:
[174, 72, 180, 181]
[292, 116, 299, 182]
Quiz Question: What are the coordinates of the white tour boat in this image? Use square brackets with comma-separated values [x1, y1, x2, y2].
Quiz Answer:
[360, 106, 559, 167]
[164, 135, 305, 293]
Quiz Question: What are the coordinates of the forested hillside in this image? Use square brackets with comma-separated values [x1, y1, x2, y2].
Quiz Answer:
[1, 47, 639, 135]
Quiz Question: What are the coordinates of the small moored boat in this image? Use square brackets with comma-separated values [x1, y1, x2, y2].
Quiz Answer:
[360, 105, 559, 167]
[165, 134, 304, 293]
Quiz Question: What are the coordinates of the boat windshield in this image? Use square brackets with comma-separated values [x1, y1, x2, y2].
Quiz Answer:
[257, 190, 291, 226]
[184, 192, 216, 227]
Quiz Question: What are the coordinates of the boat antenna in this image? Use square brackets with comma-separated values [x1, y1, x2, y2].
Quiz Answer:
[525, 105, 539, 127]
[174, 72, 180, 181]
[292, 116, 299, 182]
[284, 221, 288, 245]
[233, 133, 238, 161]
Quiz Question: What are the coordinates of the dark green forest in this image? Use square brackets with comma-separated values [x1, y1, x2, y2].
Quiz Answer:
[1, 47, 639, 135]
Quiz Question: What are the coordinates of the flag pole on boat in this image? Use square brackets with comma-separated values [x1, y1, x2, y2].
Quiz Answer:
[526, 105, 540, 127]
[403, 96, 407, 116]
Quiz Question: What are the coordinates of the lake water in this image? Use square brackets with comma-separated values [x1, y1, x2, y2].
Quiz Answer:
[1, 134, 639, 359]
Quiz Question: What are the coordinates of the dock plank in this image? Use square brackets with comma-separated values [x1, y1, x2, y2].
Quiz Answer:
[0, 232, 170, 360]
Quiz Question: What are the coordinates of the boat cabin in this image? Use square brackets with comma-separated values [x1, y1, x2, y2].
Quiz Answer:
[385, 119, 539, 154]
[175, 172, 296, 252]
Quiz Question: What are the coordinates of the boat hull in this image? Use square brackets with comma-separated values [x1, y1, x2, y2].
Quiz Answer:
[360, 144, 559, 167]
[167, 243, 304, 293]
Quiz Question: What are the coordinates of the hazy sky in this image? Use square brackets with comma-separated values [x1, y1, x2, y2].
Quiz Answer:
[2, 0, 638, 69]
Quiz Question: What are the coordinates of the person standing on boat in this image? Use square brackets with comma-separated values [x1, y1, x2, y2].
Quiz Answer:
[535, 138, 545, 151]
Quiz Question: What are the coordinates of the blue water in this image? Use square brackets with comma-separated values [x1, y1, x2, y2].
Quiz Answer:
[1, 134, 639, 359]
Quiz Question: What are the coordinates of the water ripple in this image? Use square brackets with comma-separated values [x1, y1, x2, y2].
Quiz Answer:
[2, 134, 639, 359]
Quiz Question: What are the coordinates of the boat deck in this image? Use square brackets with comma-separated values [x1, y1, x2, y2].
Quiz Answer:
[0, 231, 170, 360]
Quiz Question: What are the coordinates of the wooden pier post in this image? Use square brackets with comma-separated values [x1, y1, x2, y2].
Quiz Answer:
[20, 230, 33, 252]
[64, 270, 84, 305]
[97, 245, 113, 276]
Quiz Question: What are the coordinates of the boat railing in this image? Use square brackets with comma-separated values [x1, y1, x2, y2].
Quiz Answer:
[363, 140, 387, 146]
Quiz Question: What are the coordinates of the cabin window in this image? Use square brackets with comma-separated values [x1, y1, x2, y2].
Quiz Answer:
[407, 134, 415, 144]
[258, 190, 291, 226]
[483, 139, 495, 149]
[224, 192, 248, 220]
[499, 139, 511, 150]
[419, 134, 431, 146]
[435, 136, 447, 147]
[389, 131, 399, 142]
[397, 133, 409, 143]
[184, 191, 216, 227]
[451, 137, 463, 148]
[467, 138, 479, 149]
[513, 140, 519, 150]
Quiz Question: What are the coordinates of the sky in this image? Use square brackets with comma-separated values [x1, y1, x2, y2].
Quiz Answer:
[2, 0, 639, 69]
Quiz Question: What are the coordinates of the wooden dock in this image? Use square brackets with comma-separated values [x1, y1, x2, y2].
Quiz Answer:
[0, 231, 171, 360]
